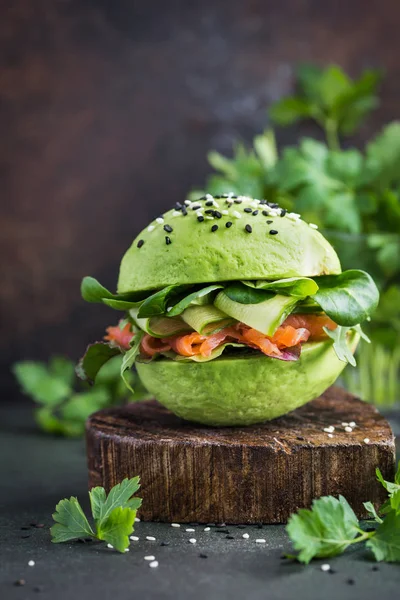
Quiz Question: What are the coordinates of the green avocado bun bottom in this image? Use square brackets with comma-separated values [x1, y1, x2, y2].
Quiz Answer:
[116, 195, 357, 426]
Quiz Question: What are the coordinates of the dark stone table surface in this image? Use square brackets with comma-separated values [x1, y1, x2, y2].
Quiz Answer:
[1, 403, 399, 600]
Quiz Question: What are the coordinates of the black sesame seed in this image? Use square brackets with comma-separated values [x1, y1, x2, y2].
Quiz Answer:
[236, 525, 247, 529]
[199, 196, 207, 200]
[234, 198, 242, 204]
[245, 224, 252, 233]
[175, 202, 183, 209]
[259, 200, 267, 205]
[213, 210, 222, 219]
[14, 580, 26, 587]
[199, 553, 208, 559]
[226, 535, 235, 540]
[137, 239, 145, 248]
[182, 207, 188, 215]
[262, 210, 269, 217]
[270, 203, 279, 208]
[165, 236, 172, 245]
[164, 224, 173, 233]
[244, 207, 252, 213]
[297, 436, 305, 441]
[372, 566, 379, 571]
[252, 210, 259, 216]
[269, 229, 278, 235]
[226, 221, 233, 228]
[346, 579, 355, 585]
[33, 585, 44, 593]
[21, 534, 30, 539]
[211, 225, 218, 232]
[205, 209, 214, 215]
[160, 541, 170, 546]
[216, 528, 229, 533]
[205, 200, 214, 206]
[267, 220, 273, 224]
[21, 526, 30, 530]
[257, 523, 263, 529]
[280, 209, 287, 217]
[197, 215, 205, 222]
[191, 204, 201, 210]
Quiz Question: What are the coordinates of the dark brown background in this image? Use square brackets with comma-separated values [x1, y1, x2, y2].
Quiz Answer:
[1, 0, 399, 395]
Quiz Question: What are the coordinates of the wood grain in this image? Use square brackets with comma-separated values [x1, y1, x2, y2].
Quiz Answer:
[86, 386, 395, 523]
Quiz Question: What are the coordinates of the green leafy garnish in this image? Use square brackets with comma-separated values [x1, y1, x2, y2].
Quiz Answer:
[323, 325, 369, 367]
[120, 331, 144, 391]
[287, 460, 400, 564]
[51, 477, 141, 553]
[312, 270, 379, 326]
[167, 284, 223, 316]
[76, 343, 121, 384]
[137, 285, 189, 318]
[81, 276, 147, 310]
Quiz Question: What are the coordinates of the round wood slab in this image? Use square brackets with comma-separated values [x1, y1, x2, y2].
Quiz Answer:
[86, 386, 395, 524]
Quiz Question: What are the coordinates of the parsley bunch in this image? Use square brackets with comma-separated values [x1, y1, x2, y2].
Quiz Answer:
[13, 355, 150, 437]
[51, 477, 141, 553]
[287, 461, 400, 563]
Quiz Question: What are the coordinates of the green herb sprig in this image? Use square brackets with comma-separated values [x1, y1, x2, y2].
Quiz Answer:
[13, 355, 150, 437]
[287, 461, 400, 563]
[51, 477, 142, 553]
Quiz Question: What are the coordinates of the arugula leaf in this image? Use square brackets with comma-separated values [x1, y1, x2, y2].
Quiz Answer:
[13, 361, 72, 406]
[51, 497, 95, 543]
[242, 277, 318, 298]
[286, 495, 361, 564]
[51, 477, 142, 553]
[323, 326, 357, 367]
[312, 270, 379, 326]
[121, 332, 144, 391]
[167, 284, 223, 316]
[76, 342, 121, 385]
[96, 506, 136, 553]
[137, 285, 189, 318]
[366, 511, 400, 562]
[363, 501, 383, 524]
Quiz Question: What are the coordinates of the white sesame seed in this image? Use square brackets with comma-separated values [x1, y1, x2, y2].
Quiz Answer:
[349, 421, 356, 427]
[107, 544, 114, 549]
[345, 426, 353, 433]
[130, 535, 139, 541]
[364, 438, 370, 444]
[242, 533, 250, 539]
[341, 422, 349, 427]
[321, 564, 331, 572]
[328, 433, 334, 438]
[135, 517, 141, 522]
[205, 216, 214, 220]
[144, 555, 156, 561]
[156, 217, 164, 224]
[171, 523, 180, 528]
[309, 223, 318, 229]
[255, 539, 266, 543]
[189, 538, 197, 544]
[206, 194, 213, 199]
[204, 527, 211, 532]
[212, 201, 220, 208]
[233, 211, 242, 219]
[185, 528, 195, 532]
[147, 225, 155, 232]
[124, 548, 130, 552]
[146, 536, 156, 541]
[149, 560, 159, 568]
[172, 210, 181, 217]
[184, 200, 191, 205]
[196, 210, 203, 217]
[28, 560, 35, 567]
[221, 210, 229, 215]
[323, 426, 334, 433]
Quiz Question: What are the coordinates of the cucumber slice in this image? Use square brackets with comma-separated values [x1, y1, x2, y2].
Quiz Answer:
[181, 305, 233, 335]
[214, 291, 298, 336]
[129, 308, 191, 338]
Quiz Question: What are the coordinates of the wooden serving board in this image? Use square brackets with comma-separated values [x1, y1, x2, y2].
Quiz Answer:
[86, 386, 395, 524]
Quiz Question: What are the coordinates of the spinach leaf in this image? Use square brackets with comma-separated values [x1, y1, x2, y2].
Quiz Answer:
[312, 270, 379, 326]
[137, 285, 190, 318]
[76, 342, 121, 384]
[224, 283, 275, 304]
[81, 276, 148, 309]
[242, 277, 318, 297]
[167, 284, 223, 316]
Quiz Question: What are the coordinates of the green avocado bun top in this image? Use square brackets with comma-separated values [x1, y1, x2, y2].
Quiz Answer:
[117, 195, 341, 294]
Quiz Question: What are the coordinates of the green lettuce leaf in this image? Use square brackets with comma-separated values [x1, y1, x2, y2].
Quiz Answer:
[312, 270, 379, 325]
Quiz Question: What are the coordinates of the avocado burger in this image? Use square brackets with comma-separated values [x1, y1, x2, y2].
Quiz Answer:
[77, 194, 379, 426]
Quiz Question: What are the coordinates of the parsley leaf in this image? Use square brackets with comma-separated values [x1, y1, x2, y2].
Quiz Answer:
[51, 478, 142, 553]
[366, 511, 400, 562]
[286, 495, 362, 564]
[96, 506, 136, 553]
[376, 465, 400, 496]
[363, 501, 383, 524]
[51, 497, 95, 543]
